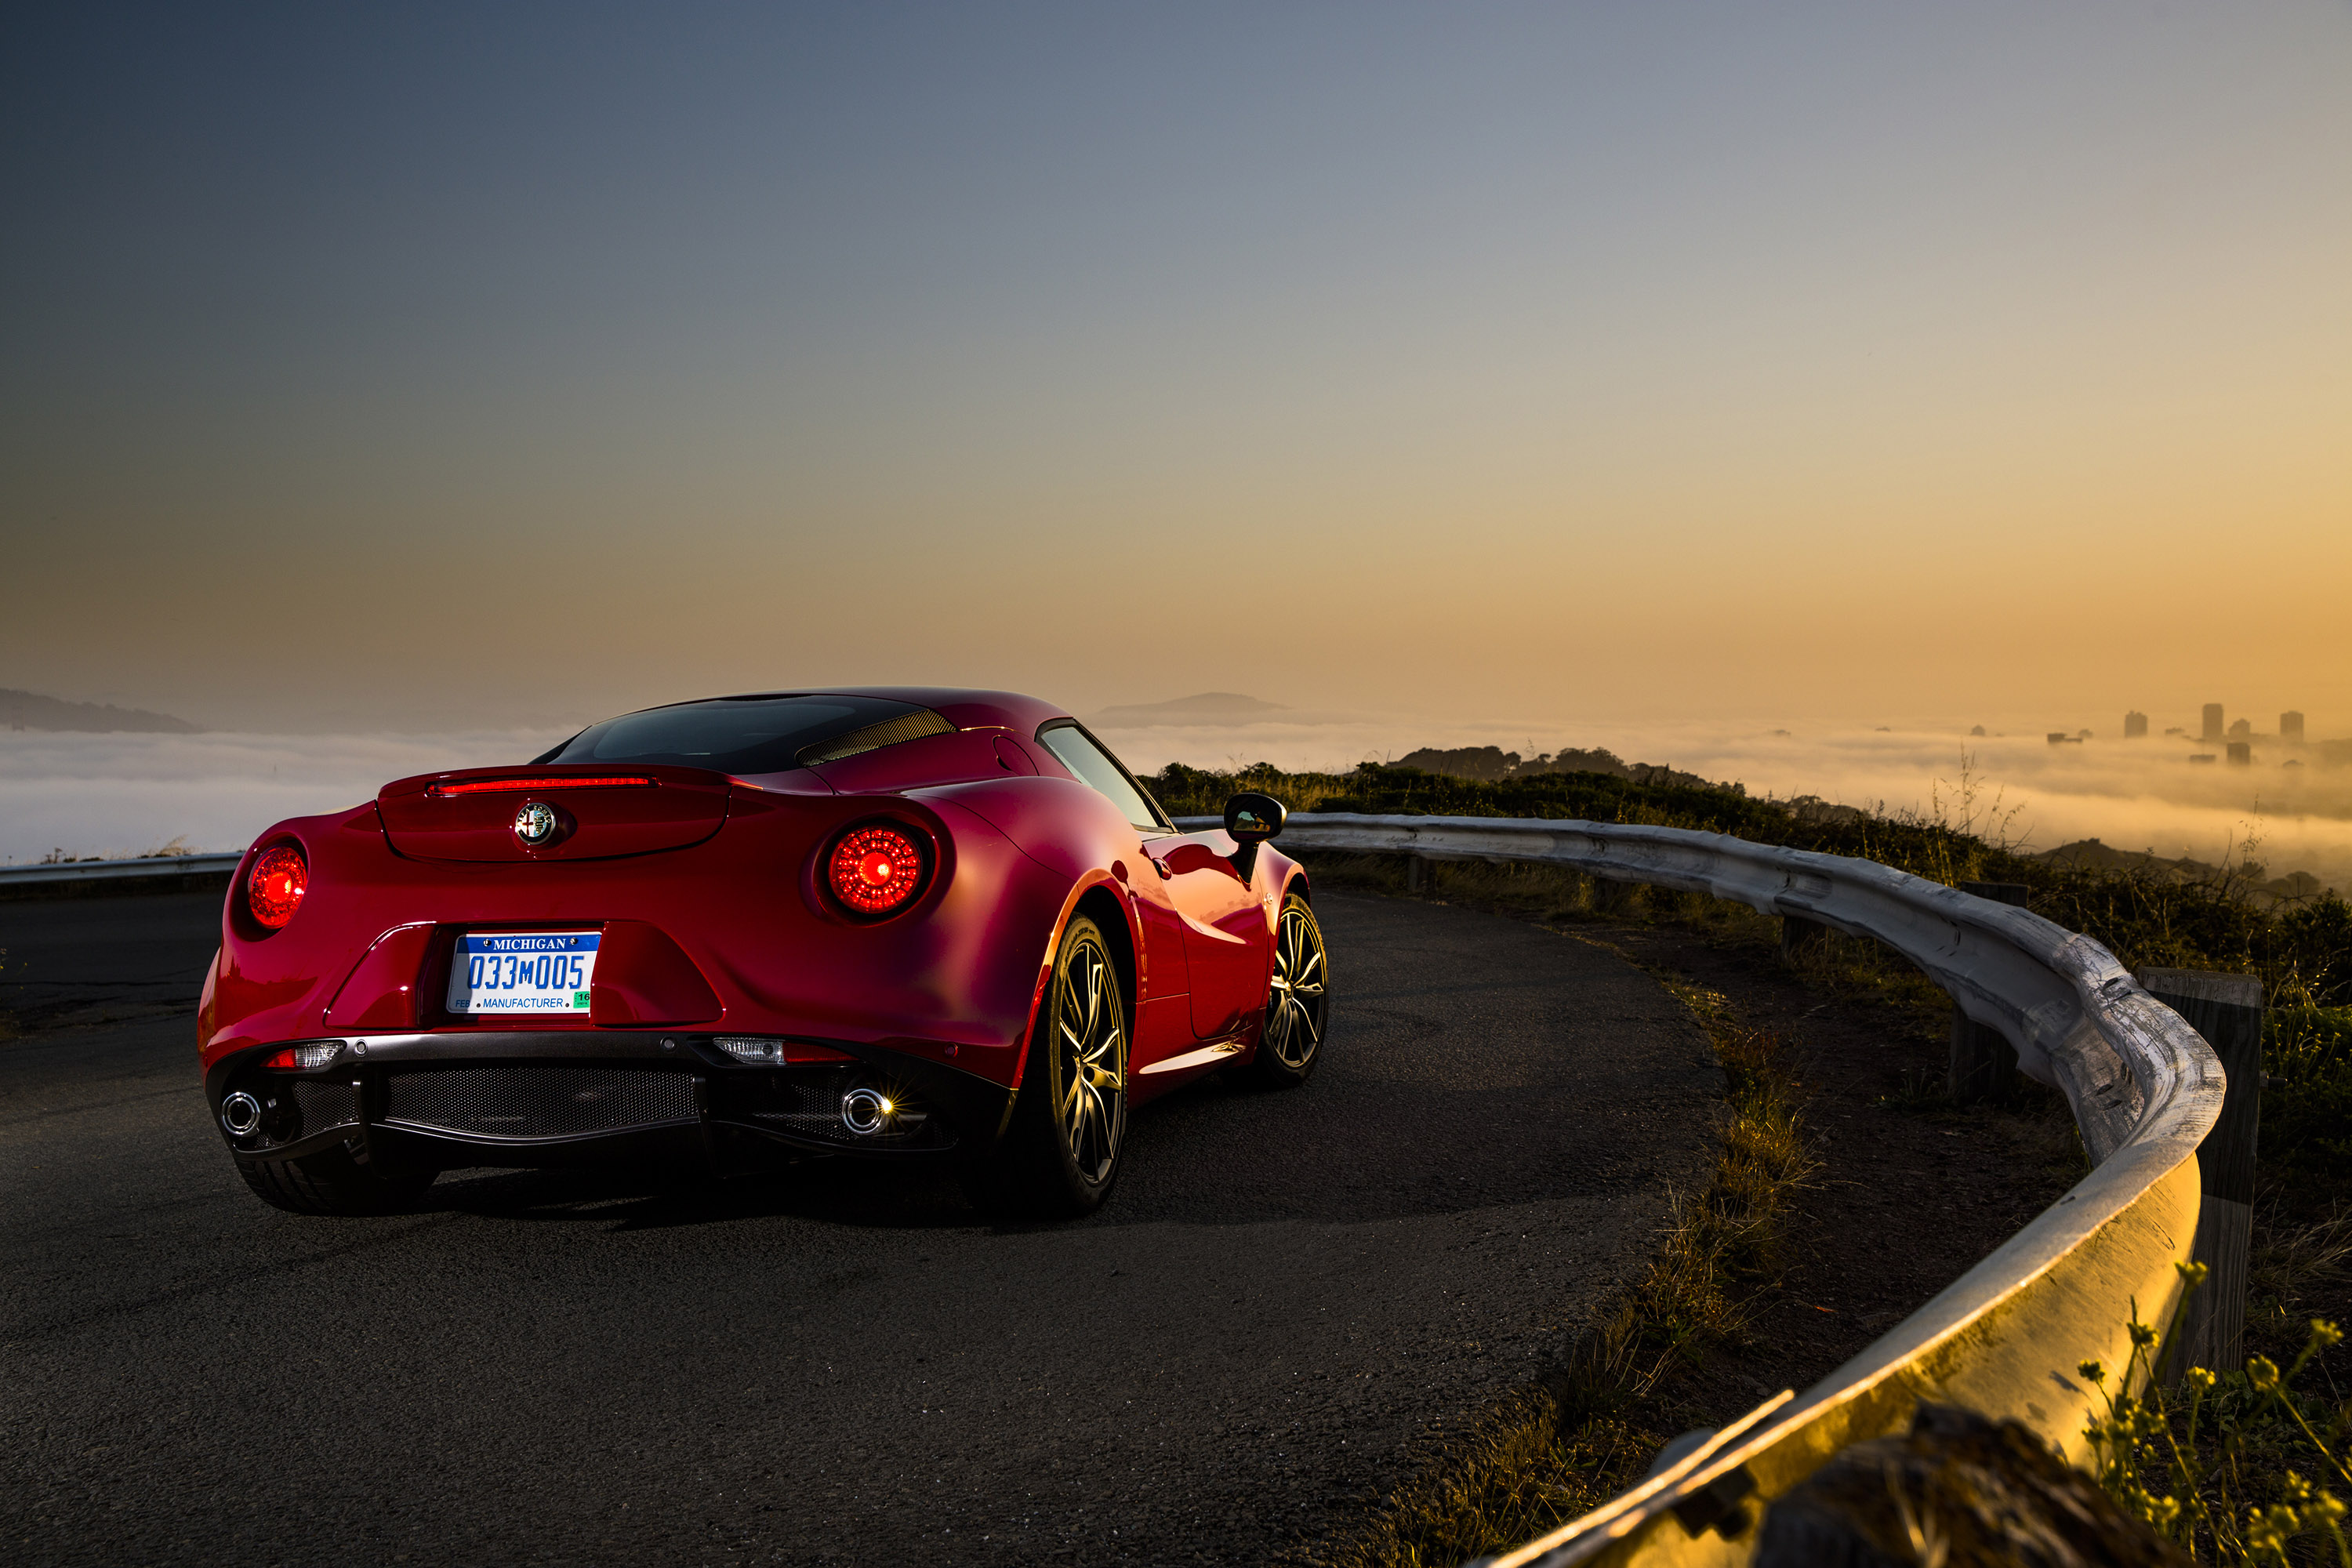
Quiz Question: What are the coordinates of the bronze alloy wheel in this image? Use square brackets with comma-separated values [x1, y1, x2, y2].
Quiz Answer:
[1249, 893, 1328, 1087]
[1051, 922, 1127, 1185]
[968, 913, 1130, 1217]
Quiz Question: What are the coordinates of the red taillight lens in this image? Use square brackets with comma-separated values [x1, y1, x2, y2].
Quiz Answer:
[428, 775, 655, 797]
[826, 826, 927, 916]
[247, 844, 307, 929]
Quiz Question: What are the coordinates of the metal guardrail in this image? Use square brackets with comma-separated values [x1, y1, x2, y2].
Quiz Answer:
[1196, 812, 2223, 1566]
[0, 851, 242, 887]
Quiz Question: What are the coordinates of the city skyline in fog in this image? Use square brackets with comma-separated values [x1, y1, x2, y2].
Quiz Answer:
[5, 2, 2348, 735]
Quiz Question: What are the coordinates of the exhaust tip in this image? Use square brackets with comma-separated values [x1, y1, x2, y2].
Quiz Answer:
[220, 1091, 263, 1137]
[840, 1086, 896, 1137]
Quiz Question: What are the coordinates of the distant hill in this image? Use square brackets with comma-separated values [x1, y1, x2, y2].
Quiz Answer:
[1, 688, 201, 734]
[1092, 692, 1286, 728]
[1396, 743, 1732, 793]
[2036, 837, 2334, 902]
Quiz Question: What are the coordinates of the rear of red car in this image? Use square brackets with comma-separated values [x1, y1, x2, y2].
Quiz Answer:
[198, 693, 1082, 1210]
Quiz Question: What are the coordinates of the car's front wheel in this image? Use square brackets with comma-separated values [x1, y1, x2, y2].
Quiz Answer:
[967, 914, 1128, 1218]
[235, 1144, 435, 1217]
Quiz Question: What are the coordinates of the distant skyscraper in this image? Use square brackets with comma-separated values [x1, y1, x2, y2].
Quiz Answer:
[2202, 703, 2224, 742]
[2125, 711, 2148, 739]
[2282, 710, 2305, 743]
[2229, 718, 2252, 741]
[2227, 742, 2251, 766]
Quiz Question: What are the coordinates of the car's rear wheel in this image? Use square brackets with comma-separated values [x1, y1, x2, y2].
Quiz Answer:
[235, 1144, 436, 1217]
[967, 914, 1128, 1218]
[1246, 892, 1328, 1088]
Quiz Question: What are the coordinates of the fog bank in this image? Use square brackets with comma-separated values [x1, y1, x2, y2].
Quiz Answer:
[6, 720, 2344, 895]
[0, 731, 565, 865]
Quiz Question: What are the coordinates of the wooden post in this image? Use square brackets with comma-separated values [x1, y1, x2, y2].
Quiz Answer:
[2140, 967, 2263, 1381]
[1949, 883, 2029, 1102]
[1407, 855, 1428, 893]
[1779, 915, 1828, 964]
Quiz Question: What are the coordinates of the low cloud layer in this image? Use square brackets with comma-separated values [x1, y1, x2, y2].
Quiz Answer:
[0, 731, 565, 864]
[6, 720, 2345, 894]
[1099, 717, 2352, 891]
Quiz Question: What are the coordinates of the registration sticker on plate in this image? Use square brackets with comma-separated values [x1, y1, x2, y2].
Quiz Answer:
[447, 931, 599, 1015]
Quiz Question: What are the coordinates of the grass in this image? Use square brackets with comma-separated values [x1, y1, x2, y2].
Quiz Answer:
[1331, 969, 1815, 1568]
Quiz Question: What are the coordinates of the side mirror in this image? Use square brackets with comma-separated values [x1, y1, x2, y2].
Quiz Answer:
[1223, 792, 1287, 843]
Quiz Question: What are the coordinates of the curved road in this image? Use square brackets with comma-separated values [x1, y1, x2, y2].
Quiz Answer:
[1, 888, 1720, 1566]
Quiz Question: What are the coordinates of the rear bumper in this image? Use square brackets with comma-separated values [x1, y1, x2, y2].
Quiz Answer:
[205, 1030, 1014, 1172]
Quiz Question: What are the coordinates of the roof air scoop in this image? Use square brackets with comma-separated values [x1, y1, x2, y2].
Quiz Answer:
[797, 710, 955, 767]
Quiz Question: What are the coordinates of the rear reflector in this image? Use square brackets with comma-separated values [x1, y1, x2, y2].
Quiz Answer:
[262, 1041, 345, 1070]
[428, 775, 658, 797]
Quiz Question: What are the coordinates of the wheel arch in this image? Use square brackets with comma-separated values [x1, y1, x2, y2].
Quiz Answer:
[1008, 875, 1141, 1094]
[1073, 884, 1138, 1021]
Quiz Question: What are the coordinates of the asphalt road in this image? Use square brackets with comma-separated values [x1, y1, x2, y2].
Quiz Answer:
[2, 888, 1721, 1566]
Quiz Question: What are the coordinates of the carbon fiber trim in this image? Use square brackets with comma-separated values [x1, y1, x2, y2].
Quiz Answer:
[382, 1065, 697, 1140]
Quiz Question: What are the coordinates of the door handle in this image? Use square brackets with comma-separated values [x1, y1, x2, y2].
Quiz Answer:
[1150, 857, 1174, 880]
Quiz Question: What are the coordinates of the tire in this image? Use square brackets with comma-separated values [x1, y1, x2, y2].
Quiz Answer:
[1245, 892, 1329, 1088]
[235, 1144, 436, 1217]
[966, 914, 1129, 1219]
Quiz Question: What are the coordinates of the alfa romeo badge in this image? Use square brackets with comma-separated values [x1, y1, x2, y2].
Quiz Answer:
[513, 801, 559, 847]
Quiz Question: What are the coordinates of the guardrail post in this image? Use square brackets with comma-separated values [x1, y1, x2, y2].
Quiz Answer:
[1948, 883, 2030, 1102]
[2139, 967, 2262, 1381]
[1778, 915, 1828, 964]
[1407, 855, 1429, 893]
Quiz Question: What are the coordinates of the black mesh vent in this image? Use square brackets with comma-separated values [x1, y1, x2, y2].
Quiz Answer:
[383, 1066, 697, 1140]
[795, 710, 955, 766]
[291, 1080, 359, 1139]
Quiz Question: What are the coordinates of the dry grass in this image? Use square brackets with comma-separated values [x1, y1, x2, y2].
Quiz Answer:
[2249, 1203, 2352, 1355]
[1330, 969, 1816, 1568]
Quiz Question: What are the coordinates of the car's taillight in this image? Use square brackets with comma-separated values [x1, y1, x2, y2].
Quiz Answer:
[427, 775, 655, 797]
[826, 825, 929, 917]
[247, 844, 308, 929]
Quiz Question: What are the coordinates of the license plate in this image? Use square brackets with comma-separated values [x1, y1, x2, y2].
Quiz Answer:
[447, 931, 599, 1015]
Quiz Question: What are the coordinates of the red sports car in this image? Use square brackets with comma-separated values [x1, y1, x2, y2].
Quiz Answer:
[198, 688, 1329, 1218]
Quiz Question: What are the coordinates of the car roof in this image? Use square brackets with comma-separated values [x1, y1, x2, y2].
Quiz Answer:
[702, 687, 1072, 735]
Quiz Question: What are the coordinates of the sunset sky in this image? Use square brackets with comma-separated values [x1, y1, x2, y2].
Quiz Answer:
[5, 2, 2347, 736]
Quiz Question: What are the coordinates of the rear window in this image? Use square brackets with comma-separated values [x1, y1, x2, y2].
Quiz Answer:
[533, 695, 944, 775]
